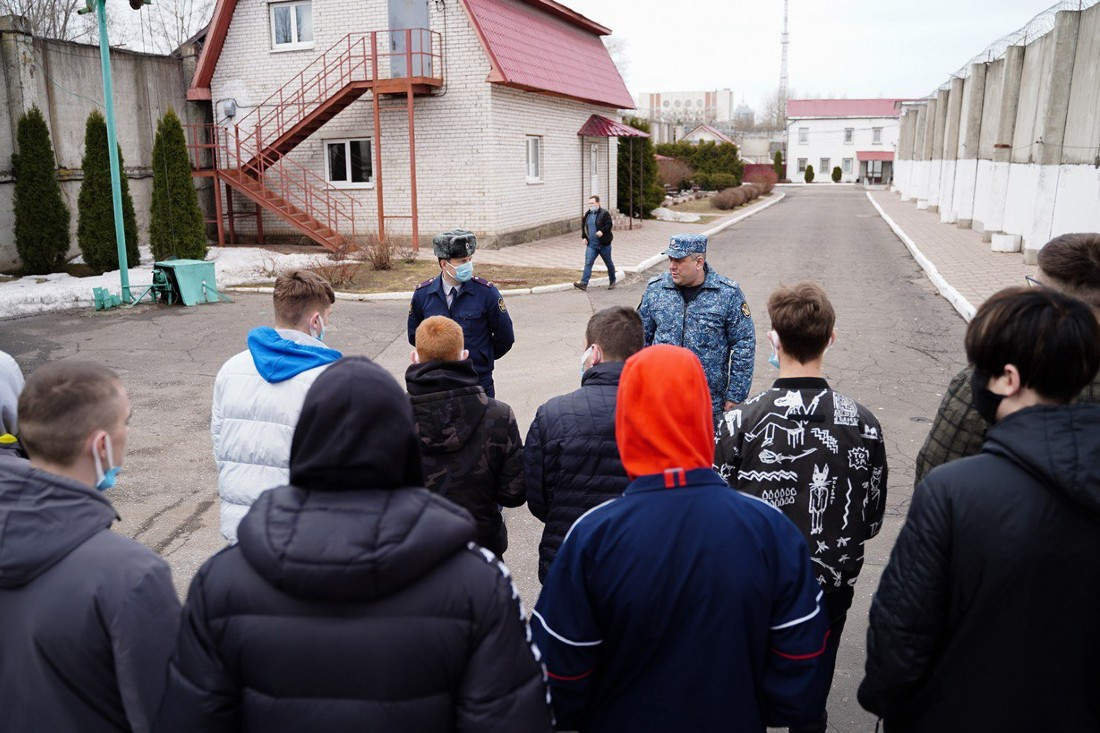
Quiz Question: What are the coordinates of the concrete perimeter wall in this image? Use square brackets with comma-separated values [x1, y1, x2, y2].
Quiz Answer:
[894, 4, 1100, 262]
[0, 16, 206, 271]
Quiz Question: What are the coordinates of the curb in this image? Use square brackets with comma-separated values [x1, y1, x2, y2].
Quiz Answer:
[224, 193, 786, 303]
[865, 191, 976, 322]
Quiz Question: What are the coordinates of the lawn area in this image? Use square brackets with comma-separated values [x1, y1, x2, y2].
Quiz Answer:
[240, 260, 582, 294]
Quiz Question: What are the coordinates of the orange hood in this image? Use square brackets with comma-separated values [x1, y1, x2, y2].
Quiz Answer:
[616, 345, 715, 480]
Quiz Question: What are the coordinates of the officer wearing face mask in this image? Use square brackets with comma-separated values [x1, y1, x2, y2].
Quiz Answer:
[408, 230, 515, 398]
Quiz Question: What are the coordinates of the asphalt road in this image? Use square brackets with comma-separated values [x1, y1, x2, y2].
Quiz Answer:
[0, 186, 967, 732]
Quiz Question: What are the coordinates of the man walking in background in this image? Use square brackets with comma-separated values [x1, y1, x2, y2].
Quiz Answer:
[212, 270, 342, 543]
[575, 195, 616, 291]
[525, 306, 643, 582]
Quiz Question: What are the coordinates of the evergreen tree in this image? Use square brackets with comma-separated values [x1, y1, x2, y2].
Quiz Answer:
[12, 107, 70, 275]
[150, 108, 206, 261]
[804, 164, 815, 184]
[78, 110, 140, 274]
[832, 165, 842, 183]
[773, 150, 785, 180]
[617, 118, 665, 219]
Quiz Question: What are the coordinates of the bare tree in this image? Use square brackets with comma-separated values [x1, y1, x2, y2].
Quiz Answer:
[139, 0, 213, 54]
[0, 0, 132, 46]
[757, 87, 794, 131]
[603, 35, 629, 82]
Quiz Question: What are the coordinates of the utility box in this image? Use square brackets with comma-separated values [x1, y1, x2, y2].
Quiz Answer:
[154, 260, 220, 306]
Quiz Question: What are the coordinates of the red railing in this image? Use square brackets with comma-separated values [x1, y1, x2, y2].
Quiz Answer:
[235, 29, 442, 152]
[186, 123, 361, 243]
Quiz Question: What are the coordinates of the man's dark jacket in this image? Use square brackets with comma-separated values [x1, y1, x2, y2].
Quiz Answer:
[0, 455, 180, 733]
[524, 361, 629, 582]
[581, 207, 613, 247]
[860, 404, 1100, 732]
[405, 359, 525, 556]
[157, 357, 551, 733]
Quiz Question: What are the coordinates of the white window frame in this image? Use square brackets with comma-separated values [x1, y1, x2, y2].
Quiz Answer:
[797, 158, 807, 173]
[844, 128, 854, 144]
[872, 127, 883, 144]
[820, 158, 830, 175]
[526, 135, 543, 183]
[798, 127, 808, 144]
[270, 0, 313, 51]
[324, 138, 374, 188]
[842, 158, 853, 174]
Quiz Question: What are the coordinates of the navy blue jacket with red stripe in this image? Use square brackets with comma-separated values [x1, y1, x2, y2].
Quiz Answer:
[532, 467, 830, 732]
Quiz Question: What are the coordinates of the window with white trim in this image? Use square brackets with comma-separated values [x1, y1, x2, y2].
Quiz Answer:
[798, 127, 808, 144]
[797, 158, 807, 173]
[820, 158, 830, 175]
[526, 135, 542, 182]
[842, 158, 853, 173]
[872, 127, 883, 144]
[325, 139, 373, 186]
[844, 128, 854, 144]
[271, 1, 313, 49]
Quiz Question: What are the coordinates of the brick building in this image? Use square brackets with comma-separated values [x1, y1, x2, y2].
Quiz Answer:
[785, 99, 907, 184]
[187, 0, 635, 249]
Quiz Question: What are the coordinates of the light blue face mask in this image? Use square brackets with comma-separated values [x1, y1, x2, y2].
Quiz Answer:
[313, 315, 328, 342]
[767, 331, 781, 370]
[93, 434, 121, 491]
[453, 261, 474, 283]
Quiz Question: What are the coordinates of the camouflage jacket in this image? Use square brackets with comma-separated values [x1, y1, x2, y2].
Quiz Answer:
[405, 359, 525, 556]
[915, 365, 1100, 487]
[638, 265, 756, 410]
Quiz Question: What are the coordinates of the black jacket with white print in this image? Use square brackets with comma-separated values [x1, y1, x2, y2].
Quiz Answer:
[715, 377, 887, 593]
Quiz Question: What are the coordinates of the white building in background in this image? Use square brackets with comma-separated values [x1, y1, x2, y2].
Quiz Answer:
[637, 89, 736, 124]
[785, 99, 906, 183]
[681, 124, 734, 145]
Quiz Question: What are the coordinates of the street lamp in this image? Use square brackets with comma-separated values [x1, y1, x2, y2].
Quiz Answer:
[78, 0, 153, 303]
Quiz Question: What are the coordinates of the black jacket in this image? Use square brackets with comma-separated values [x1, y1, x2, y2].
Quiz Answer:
[581, 207, 613, 246]
[405, 359, 525, 556]
[0, 455, 180, 733]
[157, 357, 551, 733]
[859, 404, 1100, 732]
[525, 362, 630, 582]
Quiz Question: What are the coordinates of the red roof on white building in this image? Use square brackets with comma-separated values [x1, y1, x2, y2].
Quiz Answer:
[786, 99, 905, 119]
[461, 0, 634, 109]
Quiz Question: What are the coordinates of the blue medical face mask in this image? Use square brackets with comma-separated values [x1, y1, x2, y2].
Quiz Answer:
[452, 261, 474, 283]
[312, 314, 328, 342]
[92, 433, 121, 491]
[589, 204, 599, 212]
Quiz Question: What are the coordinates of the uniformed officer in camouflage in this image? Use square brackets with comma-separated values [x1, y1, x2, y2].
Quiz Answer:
[408, 229, 515, 398]
[638, 233, 755, 419]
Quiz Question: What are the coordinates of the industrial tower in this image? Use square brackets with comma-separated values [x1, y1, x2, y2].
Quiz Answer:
[779, 0, 789, 115]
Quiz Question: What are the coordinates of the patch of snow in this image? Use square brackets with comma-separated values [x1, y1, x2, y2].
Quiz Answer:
[0, 245, 333, 319]
[651, 207, 702, 223]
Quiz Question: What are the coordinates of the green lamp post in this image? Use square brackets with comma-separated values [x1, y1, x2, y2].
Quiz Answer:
[79, 0, 152, 303]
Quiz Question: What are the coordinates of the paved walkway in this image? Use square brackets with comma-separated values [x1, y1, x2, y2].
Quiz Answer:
[868, 190, 1037, 320]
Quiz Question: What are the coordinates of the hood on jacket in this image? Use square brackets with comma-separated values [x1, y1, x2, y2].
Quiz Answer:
[247, 327, 343, 384]
[0, 458, 117, 588]
[405, 360, 488, 454]
[616, 345, 714, 479]
[984, 403, 1100, 518]
[288, 357, 424, 491]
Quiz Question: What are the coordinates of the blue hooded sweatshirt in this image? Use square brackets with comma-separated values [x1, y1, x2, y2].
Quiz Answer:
[246, 327, 343, 383]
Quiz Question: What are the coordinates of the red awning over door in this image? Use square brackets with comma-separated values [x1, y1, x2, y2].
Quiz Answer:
[856, 151, 895, 162]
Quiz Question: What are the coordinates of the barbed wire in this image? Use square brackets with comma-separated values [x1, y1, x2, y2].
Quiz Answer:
[929, 0, 1097, 96]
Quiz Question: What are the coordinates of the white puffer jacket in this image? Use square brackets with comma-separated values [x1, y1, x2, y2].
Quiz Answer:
[211, 328, 342, 543]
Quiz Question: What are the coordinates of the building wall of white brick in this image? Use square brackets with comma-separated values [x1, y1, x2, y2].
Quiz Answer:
[208, 0, 622, 247]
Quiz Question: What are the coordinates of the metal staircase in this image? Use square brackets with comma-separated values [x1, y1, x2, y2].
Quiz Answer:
[188, 29, 442, 252]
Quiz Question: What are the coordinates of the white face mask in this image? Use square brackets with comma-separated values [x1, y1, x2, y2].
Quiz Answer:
[580, 345, 596, 378]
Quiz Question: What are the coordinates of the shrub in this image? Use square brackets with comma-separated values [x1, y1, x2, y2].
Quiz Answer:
[773, 150, 784, 180]
[804, 164, 815, 183]
[12, 107, 70, 274]
[657, 157, 694, 190]
[150, 108, 207, 261]
[312, 241, 362, 288]
[618, 118, 664, 218]
[832, 165, 842, 183]
[696, 172, 738, 191]
[655, 140, 744, 184]
[711, 187, 742, 210]
[78, 110, 140, 274]
[741, 183, 761, 200]
[745, 169, 777, 193]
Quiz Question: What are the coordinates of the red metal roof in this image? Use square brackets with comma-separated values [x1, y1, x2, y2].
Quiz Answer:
[786, 99, 905, 119]
[578, 115, 649, 137]
[461, 0, 635, 109]
[856, 151, 895, 162]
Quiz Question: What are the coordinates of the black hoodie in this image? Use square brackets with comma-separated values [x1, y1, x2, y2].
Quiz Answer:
[0, 455, 180, 733]
[860, 403, 1100, 732]
[156, 357, 551, 733]
[405, 359, 526, 556]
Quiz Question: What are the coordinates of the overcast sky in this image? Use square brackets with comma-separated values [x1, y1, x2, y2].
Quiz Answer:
[563, 0, 1059, 109]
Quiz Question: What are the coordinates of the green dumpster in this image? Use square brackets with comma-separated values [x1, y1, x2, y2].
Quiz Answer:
[154, 260, 221, 306]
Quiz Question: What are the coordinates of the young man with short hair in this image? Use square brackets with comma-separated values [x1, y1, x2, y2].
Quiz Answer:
[0, 361, 180, 732]
[212, 269, 342, 543]
[715, 281, 887, 733]
[408, 230, 515, 398]
[405, 315, 525, 559]
[574, 195, 616, 291]
[914, 232, 1100, 485]
[860, 286, 1100, 731]
[525, 305, 643, 582]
